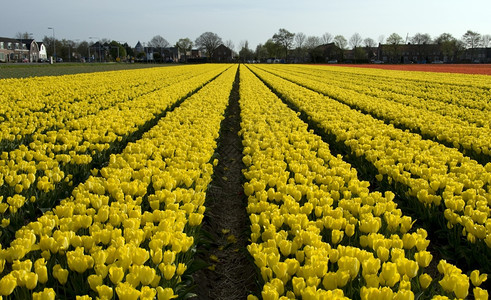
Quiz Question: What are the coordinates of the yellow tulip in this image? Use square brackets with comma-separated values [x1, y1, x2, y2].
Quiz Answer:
[25, 272, 38, 290]
[156, 287, 178, 300]
[419, 273, 432, 289]
[34, 258, 48, 284]
[116, 282, 141, 300]
[474, 287, 489, 300]
[96, 285, 114, 300]
[414, 251, 432, 268]
[0, 274, 16, 296]
[88, 274, 103, 292]
[140, 286, 157, 300]
[52, 264, 68, 285]
[470, 270, 488, 287]
[108, 265, 125, 284]
[380, 262, 400, 287]
[32, 288, 56, 300]
[292, 276, 306, 296]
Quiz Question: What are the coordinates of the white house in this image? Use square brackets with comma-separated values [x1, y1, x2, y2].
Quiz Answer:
[38, 42, 47, 61]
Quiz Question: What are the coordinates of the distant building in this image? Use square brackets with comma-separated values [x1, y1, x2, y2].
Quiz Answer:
[211, 44, 233, 62]
[19, 39, 40, 62]
[313, 43, 343, 63]
[38, 42, 47, 61]
[0, 37, 29, 62]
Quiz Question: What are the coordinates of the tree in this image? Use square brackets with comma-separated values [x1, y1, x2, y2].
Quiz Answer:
[176, 38, 193, 62]
[195, 32, 223, 60]
[109, 41, 126, 62]
[410, 33, 432, 63]
[16, 32, 32, 40]
[305, 36, 322, 63]
[148, 35, 169, 50]
[239, 40, 254, 62]
[386, 33, 403, 45]
[462, 30, 481, 48]
[482, 34, 491, 47]
[77, 41, 89, 60]
[263, 39, 282, 58]
[386, 33, 404, 63]
[322, 32, 333, 44]
[224, 40, 235, 53]
[378, 35, 386, 44]
[410, 33, 432, 45]
[255, 44, 269, 62]
[333, 35, 347, 50]
[272, 28, 295, 60]
[295, 32, 306, 49]
[435, 33, 458, 62]
[349, 33, 363, 49]
[293, 32, 307, 62]
[363, 38, 376, 48]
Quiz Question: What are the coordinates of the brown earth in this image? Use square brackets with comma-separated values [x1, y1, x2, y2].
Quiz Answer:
[192, 67, 259, 299]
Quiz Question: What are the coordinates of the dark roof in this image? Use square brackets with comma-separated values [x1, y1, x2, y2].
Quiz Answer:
[0, 37, 20, 43]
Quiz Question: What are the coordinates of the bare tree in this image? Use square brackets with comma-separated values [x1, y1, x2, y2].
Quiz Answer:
[462, 30, 482, 48]
[195, 32, 223, 59]
[305, 36, 322, 63]
[410, 33, 432, 44]
[349, 33, 363, 49]
[363, 38, 376, 48]
[148, 35, 170, 48]
[322, 32, 333, 44]
[378, 35, 386, 44]
[295, 32, 307, 49]
[333, 35, 347, 49]
[16, 32, 32, 39]
[482, 34, 491, 47]
[224, 39, 235, 52]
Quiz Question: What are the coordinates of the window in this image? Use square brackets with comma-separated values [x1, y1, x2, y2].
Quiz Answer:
[8, 42, 12, 49]
[0, 42, 3, 49]
[0, 53, 4, 60]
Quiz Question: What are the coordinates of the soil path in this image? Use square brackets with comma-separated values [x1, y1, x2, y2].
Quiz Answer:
[193, 67, 258, 299]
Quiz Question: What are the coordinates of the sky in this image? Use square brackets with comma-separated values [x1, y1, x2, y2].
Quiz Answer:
[2, 0, 490, 50]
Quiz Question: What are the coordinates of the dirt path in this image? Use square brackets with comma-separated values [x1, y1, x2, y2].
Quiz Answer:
[193, 67, 258, 299]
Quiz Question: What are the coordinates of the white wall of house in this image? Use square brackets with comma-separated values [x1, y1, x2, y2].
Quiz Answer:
[39, 44, 47, 60]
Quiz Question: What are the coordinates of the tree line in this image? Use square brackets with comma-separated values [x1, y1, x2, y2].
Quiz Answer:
[14, 29, 491, 63]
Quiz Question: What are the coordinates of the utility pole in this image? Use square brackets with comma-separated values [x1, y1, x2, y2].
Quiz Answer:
[48, 27, 55, 61]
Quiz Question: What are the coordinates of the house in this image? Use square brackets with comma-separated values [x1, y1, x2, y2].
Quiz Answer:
[0, 37, 14, 62]
[0, 37, 29, 62]
[462, 47, 491, 63]
[211, 44, 232, 62]
[378, 43, 446, 64]
[312, 43, 343, 63]
[162, 47, 180, 62]
[19, 39, 40, 62]
[89, 41, 106, 62]
[38, 42, 47, 61]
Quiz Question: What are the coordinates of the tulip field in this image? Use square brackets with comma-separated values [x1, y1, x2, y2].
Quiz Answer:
[0, 63, 489, 299]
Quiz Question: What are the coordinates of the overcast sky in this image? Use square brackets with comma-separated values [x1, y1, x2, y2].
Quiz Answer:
[2, 0, 490, 50]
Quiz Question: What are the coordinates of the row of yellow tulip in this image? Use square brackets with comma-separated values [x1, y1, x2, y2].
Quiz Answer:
[239, 65, 487, 299]
[0, 65, 214, 147]
[0, 65, 229, 238]
[257, 65, 491, 160]
[292, 65, 491, 111]
[247, 65, 491, 249]
[0, 65, 237, 299]
[285, 65, 491, 128]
